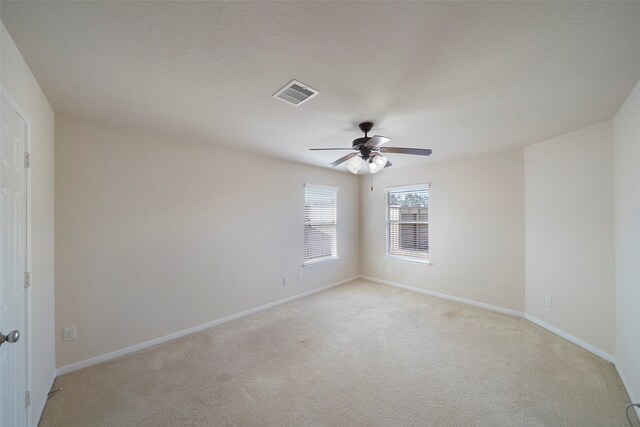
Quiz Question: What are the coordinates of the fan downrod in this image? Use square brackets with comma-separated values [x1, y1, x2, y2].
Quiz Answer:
[353, 122, 374, 148]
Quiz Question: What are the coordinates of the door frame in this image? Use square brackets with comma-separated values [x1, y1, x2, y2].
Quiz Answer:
[2, 87, 33, 427]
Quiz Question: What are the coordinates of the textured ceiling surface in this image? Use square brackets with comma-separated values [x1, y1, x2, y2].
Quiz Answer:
[3, 1, 640, 170]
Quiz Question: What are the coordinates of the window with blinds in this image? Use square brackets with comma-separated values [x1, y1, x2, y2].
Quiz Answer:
[304, 184, 338, 264]
[386, 184, 429, 262]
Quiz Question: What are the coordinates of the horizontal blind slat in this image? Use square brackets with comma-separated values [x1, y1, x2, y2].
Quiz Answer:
[305, 185, 338, 260]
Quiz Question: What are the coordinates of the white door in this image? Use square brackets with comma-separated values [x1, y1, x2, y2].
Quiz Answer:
[0, 94, 28, 427]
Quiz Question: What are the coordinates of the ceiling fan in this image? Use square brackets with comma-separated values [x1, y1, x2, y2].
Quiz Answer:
[310, 122, 432, 174]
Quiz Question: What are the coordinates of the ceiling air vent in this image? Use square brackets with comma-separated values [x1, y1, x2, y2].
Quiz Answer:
[273, 80, 319, 106]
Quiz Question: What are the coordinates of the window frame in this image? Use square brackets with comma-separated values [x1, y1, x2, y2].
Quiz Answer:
[385, 183, 431, 265]
[303, 183, 339, 267]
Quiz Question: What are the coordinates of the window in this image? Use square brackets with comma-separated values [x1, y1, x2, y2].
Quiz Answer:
[386, 184, 429, 263]
[304, 184, 338, 264]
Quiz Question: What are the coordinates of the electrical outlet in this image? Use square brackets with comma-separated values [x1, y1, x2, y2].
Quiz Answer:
[297, 274, 303, 283]
[282, 278, 287, 286]
[544, 296, 553, 308]
[63, 327, 76, 342]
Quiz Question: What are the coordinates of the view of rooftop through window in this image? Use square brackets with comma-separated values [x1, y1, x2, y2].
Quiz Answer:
[387, 186, 429, 261]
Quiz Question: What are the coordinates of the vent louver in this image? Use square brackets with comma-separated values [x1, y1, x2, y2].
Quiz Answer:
[273, 80, 319, 106]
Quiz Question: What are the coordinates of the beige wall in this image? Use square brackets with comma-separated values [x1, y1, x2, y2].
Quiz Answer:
[525, 120, 615, 355]
[1, 23, 56, 425]
[614, 79, 640, 406]
[54, 114, 359, 368]
[360, 149, 525, 312]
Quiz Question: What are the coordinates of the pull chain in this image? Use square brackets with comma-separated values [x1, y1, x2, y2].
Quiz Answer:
[370, 173, 374, 191]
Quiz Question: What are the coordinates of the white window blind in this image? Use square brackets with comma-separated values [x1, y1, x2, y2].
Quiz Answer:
[304, 184, 338, 263]
[386, 185, 429, 261]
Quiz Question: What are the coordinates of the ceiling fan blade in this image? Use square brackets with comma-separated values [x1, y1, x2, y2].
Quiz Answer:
[379, 147, 432, 156]
[328, 152, 358, 167]
[365, 135, 390, 149]
[384, 160, 393, 168]
[309, 148, 356, 151]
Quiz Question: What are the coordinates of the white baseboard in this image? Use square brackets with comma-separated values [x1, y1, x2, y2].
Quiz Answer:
[360, 275, 524, 318]
[56, 276, 358, 376]
[32, 370, 56, 427]
[52, 274, 639, 421]
[615, 361, 640, 419]
[523, 314, 615, 363]
[358, 275, 640, 413]
[359, 276, 621, 363]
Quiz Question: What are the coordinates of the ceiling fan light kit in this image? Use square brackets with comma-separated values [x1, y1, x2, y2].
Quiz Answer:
[347, 153, 387, 175]
[310, 122, 432, 174]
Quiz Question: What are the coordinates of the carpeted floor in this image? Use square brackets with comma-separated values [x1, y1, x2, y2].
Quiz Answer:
[40, 279, 634, 426]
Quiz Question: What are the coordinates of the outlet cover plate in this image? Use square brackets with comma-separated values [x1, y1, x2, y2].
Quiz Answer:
[63, 327, 76, 342]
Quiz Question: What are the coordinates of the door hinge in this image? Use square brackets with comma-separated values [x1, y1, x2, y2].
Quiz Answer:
[25, 152, 31, 169]
[24, 272, 31, 288]
[25, 391, 31, 408]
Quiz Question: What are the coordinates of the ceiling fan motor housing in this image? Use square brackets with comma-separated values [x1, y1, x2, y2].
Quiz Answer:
[359, 146, 373, 160]
[352, 136, 370, 148]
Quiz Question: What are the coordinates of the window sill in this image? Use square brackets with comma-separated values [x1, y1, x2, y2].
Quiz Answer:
[303, 256, 340, 267]
[385, 254, 431, 266]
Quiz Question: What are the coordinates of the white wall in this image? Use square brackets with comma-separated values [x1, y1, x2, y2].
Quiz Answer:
[524, 120, 615, 356]
[614, 79, 640, 407]
[2, 8, 635, 417]
[1, 23, 56, 426]
[54, 114, 359, 368]
[360, 149, 525, 312]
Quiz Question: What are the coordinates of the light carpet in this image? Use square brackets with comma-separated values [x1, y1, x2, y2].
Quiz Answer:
[41, 279, 634, 426]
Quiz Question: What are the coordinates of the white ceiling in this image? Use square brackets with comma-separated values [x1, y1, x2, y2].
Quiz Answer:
[3, 1, 640, 171]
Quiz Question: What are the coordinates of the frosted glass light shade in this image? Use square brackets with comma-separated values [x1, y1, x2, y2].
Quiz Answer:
[369, 155, 387, 174]
[347, 156, 364, 174]
[373, 155, 387, 167]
